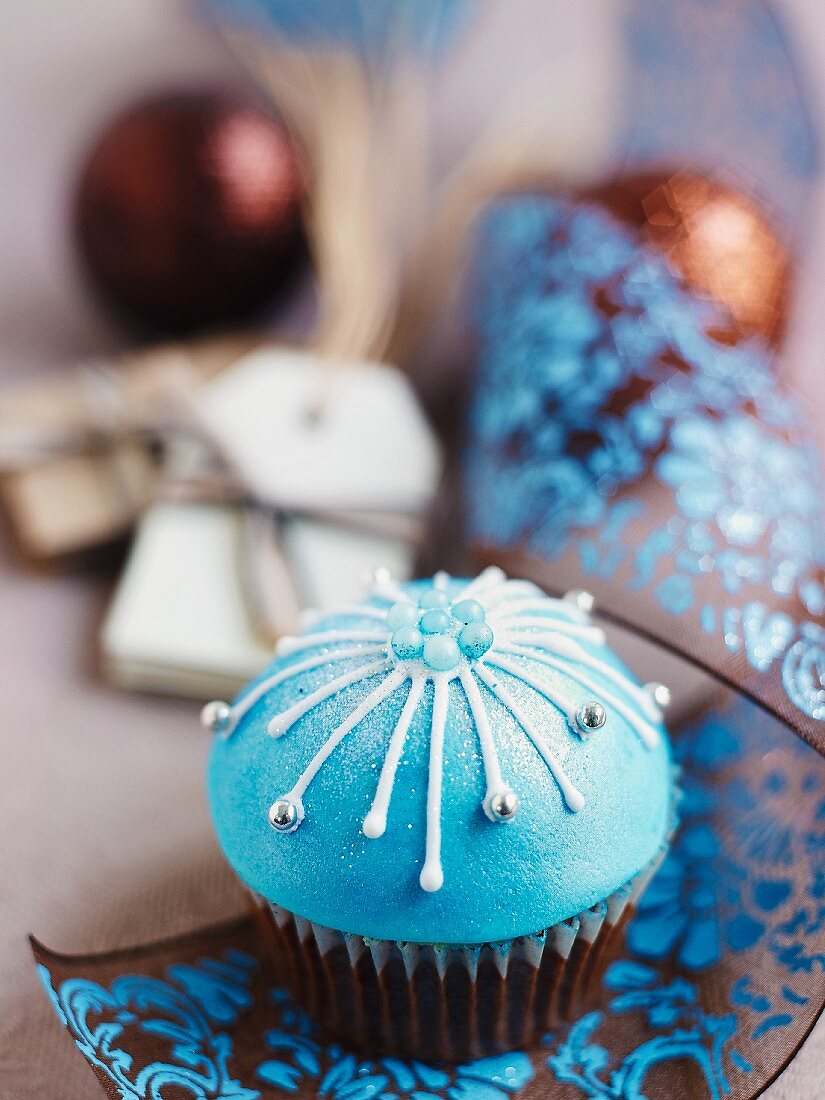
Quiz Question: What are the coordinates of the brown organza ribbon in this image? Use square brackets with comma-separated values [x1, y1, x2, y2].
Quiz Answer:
[457, 171, 825, 758]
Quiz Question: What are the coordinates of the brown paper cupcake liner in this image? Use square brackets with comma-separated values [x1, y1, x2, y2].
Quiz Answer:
[249, 814, 672, 1063]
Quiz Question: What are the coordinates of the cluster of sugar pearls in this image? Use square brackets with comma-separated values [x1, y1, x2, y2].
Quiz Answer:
[387, 589, 494, 672]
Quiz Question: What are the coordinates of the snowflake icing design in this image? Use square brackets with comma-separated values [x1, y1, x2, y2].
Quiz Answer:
[203, 567, 667, 894]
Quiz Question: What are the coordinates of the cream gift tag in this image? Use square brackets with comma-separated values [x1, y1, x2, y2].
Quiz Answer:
[102, 497, 415, 699]
[101, 352, 441, 699]
[101, 500, 275, 698]
[100, 435, 273, 697]
[194, 347, 440, 516]
[190, 345, 441, 628]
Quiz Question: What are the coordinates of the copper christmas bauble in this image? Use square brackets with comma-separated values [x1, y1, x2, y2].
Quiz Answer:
[586, 170, 790, 346]
[75, 91, 306, 336]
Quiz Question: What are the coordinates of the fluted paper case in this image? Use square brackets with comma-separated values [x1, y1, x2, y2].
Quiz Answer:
[248, 826, 668, 1063]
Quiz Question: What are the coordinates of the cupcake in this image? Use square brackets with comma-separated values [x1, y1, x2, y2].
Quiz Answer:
[204, 567, 675, 1061]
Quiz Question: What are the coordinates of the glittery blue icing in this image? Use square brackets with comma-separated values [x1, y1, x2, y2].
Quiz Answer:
[208, 573, 672, 944]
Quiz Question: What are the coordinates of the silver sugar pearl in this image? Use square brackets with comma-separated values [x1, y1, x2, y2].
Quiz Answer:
[576, 701, 607, 733]
[489, 789, 520, 822]
[201, 700, 232, 735]
[269, 798, 300, 833]
[565, 589, 594, 614]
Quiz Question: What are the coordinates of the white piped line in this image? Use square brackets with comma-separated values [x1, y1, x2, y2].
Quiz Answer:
[485, 653, 581, 727]
[420, 676, 449, 893]
[232, 645, 387, 726]
[276, 629, 387, 656]
[287, 669, 407, 802]
[454, 565, 506, 603]
[564, 589, 595, 614]
[267, 659, 391, 736]
[486, 597, 590, 625]
[327, 605, 389, 621]
[481, 580, 547, 611]
[504, 633, 662, 722]
[493, 619, 606, 645]
[459, 666, 509, 819]
[645, 682, 672, 711]
[363, 676, 425, 839]
[475, 663, 584, 813]
[367, 567, 408, 604]
[500, 644, 661, 749]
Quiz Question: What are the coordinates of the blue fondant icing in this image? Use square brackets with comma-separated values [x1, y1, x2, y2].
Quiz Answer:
[208, 572, 672, 944]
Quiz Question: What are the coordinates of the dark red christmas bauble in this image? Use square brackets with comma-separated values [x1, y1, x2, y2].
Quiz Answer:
[75, 91, 307, 336]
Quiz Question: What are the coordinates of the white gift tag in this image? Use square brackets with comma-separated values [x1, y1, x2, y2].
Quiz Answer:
[194, 348, 441, 515]
[101, 501, 418, 699]
[101, 502, 275, 698]
[282, 516, 412, 612]
[102, 351, 440, 698]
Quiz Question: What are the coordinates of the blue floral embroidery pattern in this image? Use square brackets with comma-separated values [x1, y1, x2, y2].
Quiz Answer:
[628, 712, 754, 970]
[39, 955, 535, 1100]
[782, 623, 825, 721]
[255, 989, 321, 1092]
[312, 1049, 533, 1100]
[654, 415, 821, 601]
[538, 698, 825, 1096]
[624, 698, 825, 1064]
[38, 951, 260, 1100]
[627, 704, 824, 977]
[545, 961, 736, 1100]
[464, 194, 825, 721]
